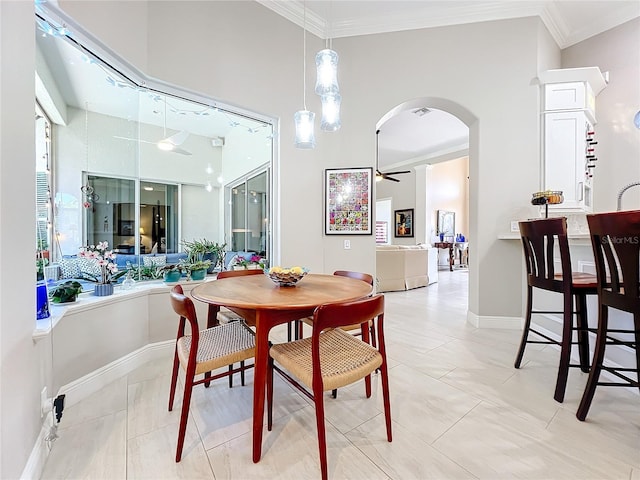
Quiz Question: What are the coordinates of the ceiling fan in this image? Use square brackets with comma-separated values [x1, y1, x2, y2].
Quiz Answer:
[113, 96, 192, 155]
[113, 130, 192, 156]
[375, 129, 410, 182]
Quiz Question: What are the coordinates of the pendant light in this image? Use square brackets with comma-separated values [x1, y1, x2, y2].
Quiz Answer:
[294, 1, 316, 149]
[317, 2, 341, 132]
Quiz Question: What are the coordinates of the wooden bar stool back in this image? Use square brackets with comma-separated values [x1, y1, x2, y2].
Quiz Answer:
[515, 217, 597, 402]
[577, 209, 640, 420]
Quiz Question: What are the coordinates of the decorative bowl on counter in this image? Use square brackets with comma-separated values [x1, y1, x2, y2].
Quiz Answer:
[265, 266, 308, 286]
[531, 190, 564, 205]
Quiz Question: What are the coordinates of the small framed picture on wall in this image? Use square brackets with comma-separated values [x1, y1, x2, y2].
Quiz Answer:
[394, 208, 414, 237]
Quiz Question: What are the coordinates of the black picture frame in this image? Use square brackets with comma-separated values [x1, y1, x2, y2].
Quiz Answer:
[325, 167, 373, 235]
[118, 220, 134, 236]
[394, 208, 414, 237]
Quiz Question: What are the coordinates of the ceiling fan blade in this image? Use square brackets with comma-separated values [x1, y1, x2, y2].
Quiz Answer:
[383, 170, 411, 175]
[162, 130, 189, 146]
[383, 174, 400, 182]
[171, 146, 192, 156]
[113, 135, 155, 145]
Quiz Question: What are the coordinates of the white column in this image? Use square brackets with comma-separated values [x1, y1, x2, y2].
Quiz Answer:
[414, 164, 428, 244]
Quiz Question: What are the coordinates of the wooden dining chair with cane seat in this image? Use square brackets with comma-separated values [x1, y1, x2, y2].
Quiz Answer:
[576, 210, 640, 421]
[168, 285, 255, 462]
[297, 270, 376, 344]
[266, 294, 392, 480]
[515, 217, 598, 402]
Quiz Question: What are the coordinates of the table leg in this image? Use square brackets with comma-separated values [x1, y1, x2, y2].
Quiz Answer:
[449, 246, 454, 271]
[252, 310, 269, 463]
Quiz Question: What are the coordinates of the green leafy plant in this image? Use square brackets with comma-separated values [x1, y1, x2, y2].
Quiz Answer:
[179, 259, 212, 273]
[50, 281, 83, 303]
[36, 257, 49, 280]
[181, 238, 226, 271]
[126, 264, 163, 280]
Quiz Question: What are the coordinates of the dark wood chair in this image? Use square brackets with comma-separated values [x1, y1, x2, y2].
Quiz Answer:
[203, 268, 263, 387]
[515, 217, 597, 402]
[266, 294, 392, 480]
[297, 270, 376, 344]
[168, 285, 255, 462]
[577, 210, 640, 420]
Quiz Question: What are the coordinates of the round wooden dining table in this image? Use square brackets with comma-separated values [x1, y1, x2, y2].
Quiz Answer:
[191, 273, 373, 463]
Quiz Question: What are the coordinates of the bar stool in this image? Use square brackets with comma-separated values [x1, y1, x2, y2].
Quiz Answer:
[515, 217, 598, 402]
[577, 210, 640, 421]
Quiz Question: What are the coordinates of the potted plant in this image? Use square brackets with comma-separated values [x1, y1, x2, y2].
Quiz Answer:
[37, 238, 50, 260]
[179, 259, 212, 281]
[49, 280, 83, 304]
[159, 264, 183, 283]
[78, 241, 126, 296]
[230, 253, 265, 270]
[181, 239, 226, 273]
[36, 257, 49, 281]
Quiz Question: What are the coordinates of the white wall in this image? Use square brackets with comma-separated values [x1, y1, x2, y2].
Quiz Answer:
[562, 18, 640, 212]
[3, 3, 639, 477]
[0, 3, 43, 478]
[428, 157, 470, 242]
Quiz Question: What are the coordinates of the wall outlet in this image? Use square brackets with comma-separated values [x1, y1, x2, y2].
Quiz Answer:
[510, 221, 520, 233]
[344, 239, 351, 250]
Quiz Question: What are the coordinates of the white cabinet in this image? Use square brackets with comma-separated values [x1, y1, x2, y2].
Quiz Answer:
[540, 67, 606, 213]
[544, 111, 594, 211]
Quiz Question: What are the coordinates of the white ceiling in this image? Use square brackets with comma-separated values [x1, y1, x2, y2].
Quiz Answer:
[38, 1, 639, 170]
[256, 0, 639, 170]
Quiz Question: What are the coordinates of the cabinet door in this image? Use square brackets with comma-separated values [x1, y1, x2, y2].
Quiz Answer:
[544, 111, 589, 211]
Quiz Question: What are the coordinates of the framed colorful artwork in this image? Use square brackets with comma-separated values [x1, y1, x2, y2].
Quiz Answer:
[325, 167, 373, 235]
[394, 208, 414, 237]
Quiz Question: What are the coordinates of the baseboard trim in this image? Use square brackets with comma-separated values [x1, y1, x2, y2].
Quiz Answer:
[20, 411, 53, 480]
[467, 311, 523, 329]
[23, 340, 174, 480]
[59, 340, 174, 408]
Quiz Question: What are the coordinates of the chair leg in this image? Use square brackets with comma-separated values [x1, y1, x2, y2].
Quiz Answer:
[331, 389, 337, 399]
[369, 322, 377, 348]
[313, 385, 329, 480]
[635, 313, 640, 396]
[554, 291, 574, 403]
[575, 293, 591, 373]
[514, 286, 533, 368]
[228, 364, 233, 388]
[380, 360, 393, 442]
[176, 366, 196, 462]
[267, 357, 274, 431]
[168, 347, 180, 411]
[241, 360, 246, 386]
[577, 305, 609, 421]
[364, 373, 372, 398]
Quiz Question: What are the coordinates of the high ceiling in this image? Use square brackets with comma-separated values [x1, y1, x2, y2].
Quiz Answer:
[259, 0, 639, 169]
[38, 1, 639, 170]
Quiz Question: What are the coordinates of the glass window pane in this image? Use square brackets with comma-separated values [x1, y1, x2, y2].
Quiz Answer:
[140, 181, 178, 254]
[86, 175, 136, 256]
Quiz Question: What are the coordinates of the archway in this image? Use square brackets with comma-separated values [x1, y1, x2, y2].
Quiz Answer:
[375, 97, 479, 317]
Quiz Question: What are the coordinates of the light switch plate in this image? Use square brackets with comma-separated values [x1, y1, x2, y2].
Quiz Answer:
[510, 221, 519, 232]
[344, 240, 351, 250]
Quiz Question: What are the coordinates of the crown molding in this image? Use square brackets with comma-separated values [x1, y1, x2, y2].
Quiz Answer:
[256, 0, 639, 48]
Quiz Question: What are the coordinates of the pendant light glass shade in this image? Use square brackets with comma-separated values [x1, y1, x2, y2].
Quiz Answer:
[294, 110, 316, 149]
[320, 93, 341, 132]
[315, 49, 339, 95]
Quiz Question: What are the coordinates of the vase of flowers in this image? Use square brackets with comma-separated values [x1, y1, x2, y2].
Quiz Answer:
[79, 241, 124, 296]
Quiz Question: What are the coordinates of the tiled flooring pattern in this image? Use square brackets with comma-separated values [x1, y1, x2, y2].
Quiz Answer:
[41, 270, 639, 479]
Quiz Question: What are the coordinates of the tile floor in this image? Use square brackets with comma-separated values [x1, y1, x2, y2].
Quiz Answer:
[40, 269, 639, 479]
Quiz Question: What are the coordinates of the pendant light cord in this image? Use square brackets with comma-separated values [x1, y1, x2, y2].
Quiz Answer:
[302, 1, 307, 110]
